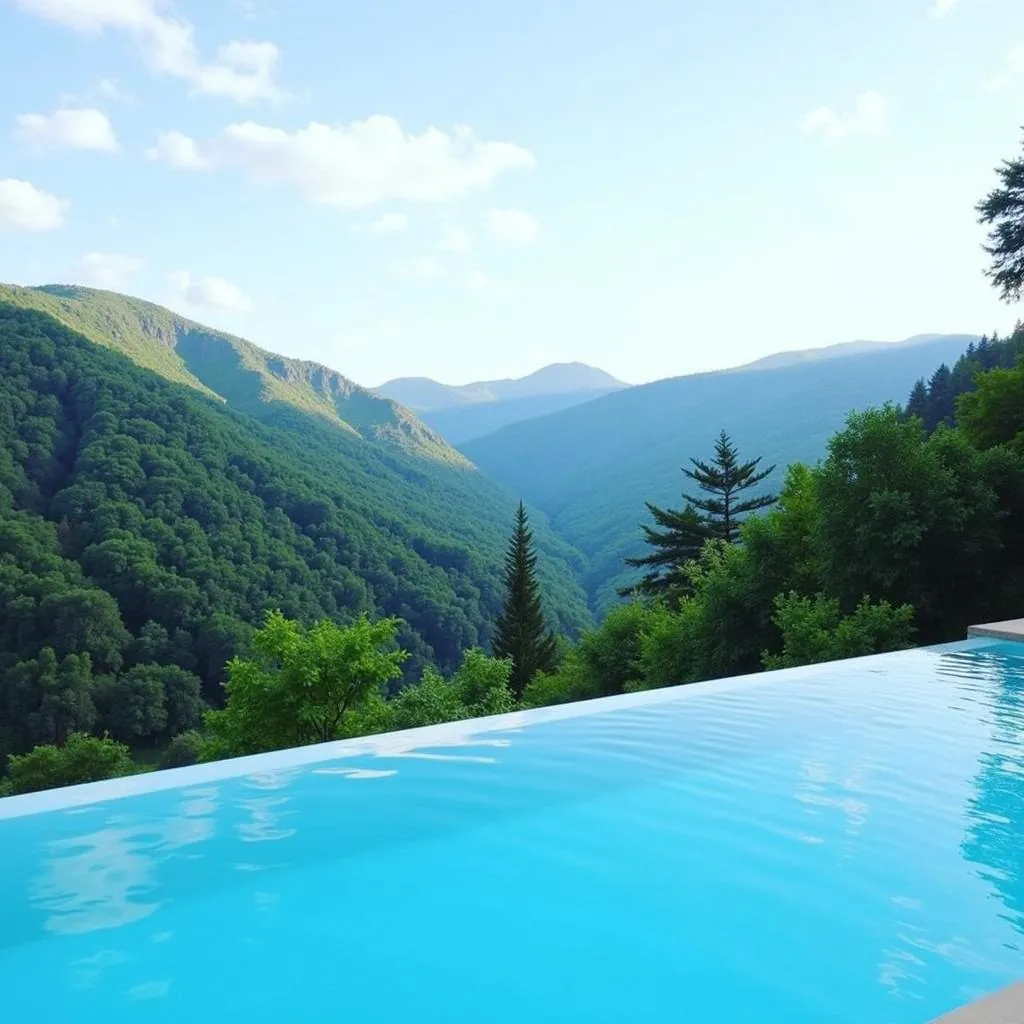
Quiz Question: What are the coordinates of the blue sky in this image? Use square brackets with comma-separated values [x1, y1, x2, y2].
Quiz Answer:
[1, 0, 1023, 387]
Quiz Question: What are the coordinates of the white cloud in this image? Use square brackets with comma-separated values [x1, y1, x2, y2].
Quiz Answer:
[440, 226, 472, 252]
[801, 91, 888, 141]
[0, 178, 68, 230]
[927, 0, 959, 18]
[78, 251, 142, 289]
[390, 257, 440, 279]
[145, 130, 211, 169]
[367, 212, 407, 234]
[485, 208, 539, 244]
[15, 0, 283, 103]
[98, 76, 132, 102]
[466, 270, 490, 289]
[170, 270, 253, 311]
[13, 107, 119, 153]
[147, 118, 536, 208]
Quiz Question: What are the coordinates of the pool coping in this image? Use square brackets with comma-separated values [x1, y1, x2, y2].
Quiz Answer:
[931, 982, 1024, 1022]
[0, 637, 995, 821]
[968, 618, 1024, 642]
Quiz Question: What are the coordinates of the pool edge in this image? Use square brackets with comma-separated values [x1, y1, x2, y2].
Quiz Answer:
[931, 982, 1024, 1022]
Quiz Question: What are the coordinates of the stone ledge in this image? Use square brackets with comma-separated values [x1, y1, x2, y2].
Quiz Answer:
[967, 619, 1024, 642]
[931, 983, 1024, 1022]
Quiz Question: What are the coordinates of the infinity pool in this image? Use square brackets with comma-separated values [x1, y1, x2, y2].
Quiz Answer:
[1, 639, 1023, 1022]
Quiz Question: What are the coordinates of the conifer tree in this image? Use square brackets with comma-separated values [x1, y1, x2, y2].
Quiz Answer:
[491, 501, 558, 698]
[622, 503, 707, 599]
[682, 430, 776, 543]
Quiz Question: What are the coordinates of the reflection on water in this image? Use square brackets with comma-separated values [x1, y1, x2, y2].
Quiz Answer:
[960, 649, 1024, 937]
[32, 787, 219, 936]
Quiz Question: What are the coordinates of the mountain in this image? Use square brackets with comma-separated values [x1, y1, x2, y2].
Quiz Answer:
[0, 284, 462, 466]
[0, 296, 594, 707]
[376, 362, 627, 412]
[738, 334, 980, 372]
[460, 333, 981, 610]
[420, 388, 623, 445]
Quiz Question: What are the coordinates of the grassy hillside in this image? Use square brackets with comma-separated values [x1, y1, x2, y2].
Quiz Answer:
[461, 335, 980, 609]
[0, 284, 463, 466]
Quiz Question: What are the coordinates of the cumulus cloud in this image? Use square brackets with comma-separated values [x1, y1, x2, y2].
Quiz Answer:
[927, 0, 959, 18]
[170, 270, 253, 311]
[13, 107, 119, 153]
[14, 0, 283, 103]
[485, 208, 539, 244]
[78, 251, 142, 289]
[0, 178, 68, 230]
[801, 91, 888, 141]
[440, 226, 472, 252]
[367, 212, 407, 234]
[145, 130, 211, 169]
[146, 117, 536, 208]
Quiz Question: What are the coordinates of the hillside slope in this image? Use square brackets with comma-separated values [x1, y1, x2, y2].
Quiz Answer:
[377, 362, 626, 412]
[420, 387, 623, 444]
[0, 306, 592, 698]
[0, 284, 462, 466]
[461, 334, 980, 608]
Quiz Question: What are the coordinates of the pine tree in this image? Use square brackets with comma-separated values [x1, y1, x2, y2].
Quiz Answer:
[682, 430, 777, 543]
[622, 502, 708, 599]
[906, 379, 930, 423]
[491, 501, 558, 698]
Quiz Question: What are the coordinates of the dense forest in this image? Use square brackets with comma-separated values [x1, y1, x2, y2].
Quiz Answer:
[0, 304, 591, 778]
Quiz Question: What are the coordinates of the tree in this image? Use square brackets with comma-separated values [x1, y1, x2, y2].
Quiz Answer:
[622, 502, 708, 600]
[93, 671, 167, 745]
[0, 648, 96, 752]
[2, 733, 135, 796]
[203, 611, 408, 758]
[977, 135, 1024, 302]
[683, 431, 776, 543]
[763, 593, 915, 670]
[491, 502, 558, 698]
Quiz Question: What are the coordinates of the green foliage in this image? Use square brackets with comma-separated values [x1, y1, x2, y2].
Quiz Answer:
[681, 430, 776, 542]
[3, 732, 135, 796]
[763, 593, 916, 670]
[816, 407, 1005, 639]
[623, 502, 707, 600]
[386, 649, 515, 730]
[159, 730, 205, 770]
[904, 329, 1024, 433]
[203, 611, 408, 758]
[492, 502, 558, 697]
[976, 137, 1024, 302]
[958, 360, 1024, 452]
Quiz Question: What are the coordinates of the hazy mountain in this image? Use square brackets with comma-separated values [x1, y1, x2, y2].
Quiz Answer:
[376, 362, 627, 412]
[420, 388, 622, 444]
[461, 333, 981, 610]
[737, 334, 981, 372]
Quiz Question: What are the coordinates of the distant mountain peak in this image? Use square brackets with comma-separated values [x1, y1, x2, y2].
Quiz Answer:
[376, 362, 627, 412]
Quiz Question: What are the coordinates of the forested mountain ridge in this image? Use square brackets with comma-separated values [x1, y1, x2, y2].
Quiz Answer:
[0, 305, 593, 766]
[462, 333, 982, 609]
[0, 284, 464, 466]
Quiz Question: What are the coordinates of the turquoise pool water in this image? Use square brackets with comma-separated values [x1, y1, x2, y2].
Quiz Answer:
[1, 639, 1023, 1022]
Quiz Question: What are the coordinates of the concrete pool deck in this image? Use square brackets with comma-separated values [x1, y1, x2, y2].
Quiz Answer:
[932, 982, 1024, 1022]
[968, 618, 1024, 642]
